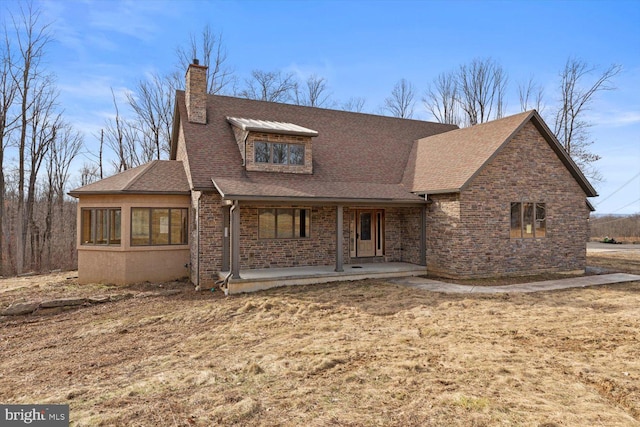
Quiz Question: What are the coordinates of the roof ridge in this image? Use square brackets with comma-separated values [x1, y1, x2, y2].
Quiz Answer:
[123, 160, 158, 191]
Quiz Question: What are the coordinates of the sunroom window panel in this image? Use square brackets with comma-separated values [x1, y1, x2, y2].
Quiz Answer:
[131, 208, 150, 246]
[170, 208, 188, 245]
[95, 209, 108, 244]
[152, 209, 170, 245]
[81, 209, 93, 244]
[109, 209, 121, 244]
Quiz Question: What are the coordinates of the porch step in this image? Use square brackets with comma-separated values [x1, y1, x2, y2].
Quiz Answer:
[217, 262, 427, 294]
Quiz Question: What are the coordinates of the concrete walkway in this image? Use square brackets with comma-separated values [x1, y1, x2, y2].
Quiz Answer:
[389, 273, 640, 294]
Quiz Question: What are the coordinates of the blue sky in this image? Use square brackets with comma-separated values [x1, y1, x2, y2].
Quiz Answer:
[3, 0, 639, 214]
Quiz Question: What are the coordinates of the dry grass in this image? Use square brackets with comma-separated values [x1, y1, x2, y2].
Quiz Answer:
[1, 252, 639, 426]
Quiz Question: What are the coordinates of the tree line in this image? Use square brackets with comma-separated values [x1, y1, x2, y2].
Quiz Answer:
[0, 3, 624, 276]
[591, 214, 640, 243]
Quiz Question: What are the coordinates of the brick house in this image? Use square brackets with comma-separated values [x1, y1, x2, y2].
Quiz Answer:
[70, 62, 597, 292]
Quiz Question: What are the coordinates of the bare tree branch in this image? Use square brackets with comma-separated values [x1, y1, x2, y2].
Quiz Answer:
[294, 74, 333, 108]
[553, 58, 621, 182]
[423, 71, 460, 125]
[340, 96, 366, 113]
[238, 70, 297, 103]
[457, 58, 507, 125]
[518, 75, 545, 113]
[175, 24, 234, 94]
[383, 78, 416, 118]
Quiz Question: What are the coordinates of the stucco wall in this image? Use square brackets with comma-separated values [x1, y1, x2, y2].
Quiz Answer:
[76, 194, 191, 285]
[426, 121, 591, 278]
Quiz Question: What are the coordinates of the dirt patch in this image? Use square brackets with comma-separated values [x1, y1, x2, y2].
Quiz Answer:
[0, 255, 639, 426]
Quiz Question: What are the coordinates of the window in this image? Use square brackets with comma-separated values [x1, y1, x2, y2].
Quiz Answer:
[511, 202, 546, 238]
[254, 141, 305, 165]
[81, 208, 121, 245]
[131, 208, 188, 246]
[258, 208, 310, 239]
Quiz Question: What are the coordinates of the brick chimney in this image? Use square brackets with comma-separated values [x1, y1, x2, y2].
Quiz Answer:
[185, 59, 208, 124]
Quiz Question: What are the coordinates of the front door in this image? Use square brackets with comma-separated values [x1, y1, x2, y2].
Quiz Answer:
[350, 209, 384, 258]
[357, 211, 375, 257]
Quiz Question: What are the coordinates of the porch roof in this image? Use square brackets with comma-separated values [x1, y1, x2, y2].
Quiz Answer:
[212, 176, 425, 204]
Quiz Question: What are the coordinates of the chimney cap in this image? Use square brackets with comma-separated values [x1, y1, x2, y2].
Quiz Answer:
[193, 58, 199, 65]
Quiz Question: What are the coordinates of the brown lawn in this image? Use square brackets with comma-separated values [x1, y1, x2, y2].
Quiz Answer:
[1, 252, 639, 426]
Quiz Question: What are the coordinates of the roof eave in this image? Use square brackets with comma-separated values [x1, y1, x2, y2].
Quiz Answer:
[219, 194, 426, 206]
[414, 188, 461, 196]
[529, 112, 598, 197]
[68, 190, 191, 197]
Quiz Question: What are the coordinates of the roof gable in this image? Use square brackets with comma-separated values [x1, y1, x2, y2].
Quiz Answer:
[403, 111, 597, 197]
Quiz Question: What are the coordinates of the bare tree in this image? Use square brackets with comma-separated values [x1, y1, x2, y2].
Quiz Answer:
[42, 122, 82, 268]
[238, 70, 297, 103]
[553, 58, 621, 181]
[383, 78, 416, 118]
[423, 71, 460, 125]
[0, 23, 19, 275]
[457, 58, 507, 125]
[174, 24, 234, 95]
[340, 96, 366, 113]
[8, 2, 53, 273]
[518, 76, 545, 113]
[104, 88, 143, 172]
[294, 74, 332, 108]
[127, 72, 173, 159]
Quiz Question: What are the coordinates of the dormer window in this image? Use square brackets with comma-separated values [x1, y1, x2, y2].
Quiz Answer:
[255, 141, 305, 165]
[226, 116, 317, 174]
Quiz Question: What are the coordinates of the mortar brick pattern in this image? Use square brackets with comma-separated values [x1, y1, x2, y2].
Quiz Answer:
[245, 132, 313, 174]
[427, 122, 589, 278]
[193, 200, 425, 284]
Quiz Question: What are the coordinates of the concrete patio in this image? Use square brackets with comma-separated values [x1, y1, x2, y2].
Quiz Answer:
[219, 262, 427, 294]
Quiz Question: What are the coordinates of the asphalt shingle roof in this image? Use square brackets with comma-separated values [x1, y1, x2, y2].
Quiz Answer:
[174, 92, 457, 200]
[69, 160, 190, 196]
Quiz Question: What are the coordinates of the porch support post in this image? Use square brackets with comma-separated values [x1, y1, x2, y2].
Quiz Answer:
[420, 205, 427, 266]
[231, 200, 241, 279]
[335, 205, 344, 272]
[222, 206, 230, 272]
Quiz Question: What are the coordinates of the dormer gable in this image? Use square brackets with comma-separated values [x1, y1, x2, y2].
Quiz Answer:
[226, 117, 317, 174]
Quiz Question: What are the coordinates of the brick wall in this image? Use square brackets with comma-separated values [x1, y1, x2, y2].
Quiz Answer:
[245, 132, 313, 174]
[427, 121, 591, 278]
[193, 199, 424, 282]
[185, 64, 207, 124]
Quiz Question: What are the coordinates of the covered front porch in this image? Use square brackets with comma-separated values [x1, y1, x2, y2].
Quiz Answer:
[218, 261, 427, 294]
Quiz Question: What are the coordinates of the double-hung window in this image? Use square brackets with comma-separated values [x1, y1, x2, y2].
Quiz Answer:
[81, 208, 121, 245]
[511, 202, 546, 238]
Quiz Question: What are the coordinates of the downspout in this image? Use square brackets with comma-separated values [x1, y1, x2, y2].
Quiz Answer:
[196, 193, 201, 289]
